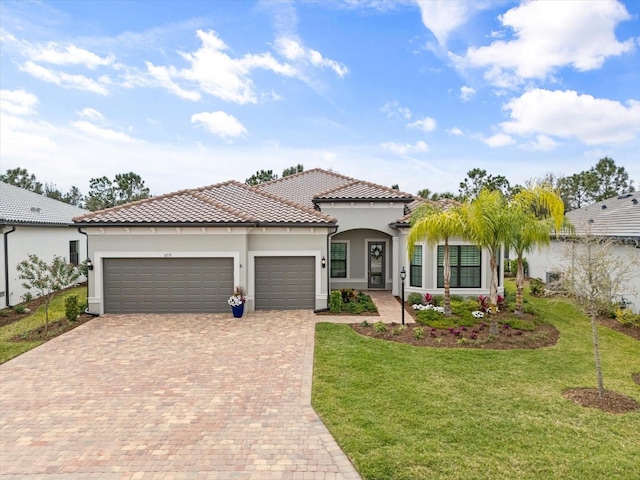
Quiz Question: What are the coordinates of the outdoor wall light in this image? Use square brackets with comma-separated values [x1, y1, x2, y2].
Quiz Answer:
[86, 259, 94, 271]
[321, 256, 326, 269]
[400, 266, 407, 325]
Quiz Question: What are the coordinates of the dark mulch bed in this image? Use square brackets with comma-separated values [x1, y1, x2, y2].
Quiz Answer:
[352, 321, 559, 349]
[0, 284, 86, 328]
[8, 314, 94, 343]
[563, 388, 640, 414]
[597, 316, 640, 341]
[316, 310, 379, 316]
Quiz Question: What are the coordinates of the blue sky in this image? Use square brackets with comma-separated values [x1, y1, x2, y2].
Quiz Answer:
[1, 0, 639, 197]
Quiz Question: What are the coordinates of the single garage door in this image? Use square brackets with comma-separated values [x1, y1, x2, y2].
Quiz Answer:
[254, 256, 315, 310]
[103, 257, 233, 313]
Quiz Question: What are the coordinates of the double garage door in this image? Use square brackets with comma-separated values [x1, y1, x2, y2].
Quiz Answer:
[103, 256, 315, 313]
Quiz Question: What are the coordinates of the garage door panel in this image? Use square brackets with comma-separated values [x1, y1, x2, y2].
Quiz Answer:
[104, 258, 233, 313]
[255, 257, 315, 310]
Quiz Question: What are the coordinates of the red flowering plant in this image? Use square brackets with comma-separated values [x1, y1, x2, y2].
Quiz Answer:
[423, 292, 433, 305]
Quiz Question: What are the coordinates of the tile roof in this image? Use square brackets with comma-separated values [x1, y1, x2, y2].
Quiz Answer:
[563, 192, 640, 238]
[0, 182, 88, 225]
[74, 181, 335, 226]
[255, 169, 354, 208]
[394, 196, 462, 225]
[315, 180, 414, 202]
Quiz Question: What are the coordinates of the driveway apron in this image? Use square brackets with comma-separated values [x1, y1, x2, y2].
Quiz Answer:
[0, 312, 360, 479]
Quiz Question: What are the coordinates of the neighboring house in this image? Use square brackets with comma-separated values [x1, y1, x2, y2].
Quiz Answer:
[74, 169, 504, 315]
[527, 192, 640, 313]
[0, 182, 88, 307]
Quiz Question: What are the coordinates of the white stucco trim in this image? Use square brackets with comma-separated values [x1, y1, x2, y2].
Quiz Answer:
[248, 250, 326, 308]
[91, 251, 241, 315]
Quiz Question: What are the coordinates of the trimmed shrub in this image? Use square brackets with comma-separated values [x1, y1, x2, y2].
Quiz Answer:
[329, 290, 342, 313]
[64, 295, 80, 321]
[529, 278, 545, 297]
[13, 305, 27, 314]
[407, 292, 423, 305]
[432, 295, 444, 307]
[413, 327, 424, 339]
[616, 308, 640, 327]
[374, 321, 387, 332]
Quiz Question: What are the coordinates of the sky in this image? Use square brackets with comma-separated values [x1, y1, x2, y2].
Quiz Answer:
[1, 0, 639, 198]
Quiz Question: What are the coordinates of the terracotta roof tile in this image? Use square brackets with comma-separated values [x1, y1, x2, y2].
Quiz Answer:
[74, 180, 335, 225]
[315, 180, 413, 201]
[255, 168, 353, 208]
[394, 197, 461, 225]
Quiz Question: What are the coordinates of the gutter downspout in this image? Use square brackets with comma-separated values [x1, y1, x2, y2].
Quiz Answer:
[314, 226, 339, 313]
[3, 226, 15, 308]
[77, 227, 98, 317]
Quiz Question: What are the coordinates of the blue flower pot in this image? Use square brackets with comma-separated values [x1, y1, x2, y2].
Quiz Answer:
[232, 304, 244, 318]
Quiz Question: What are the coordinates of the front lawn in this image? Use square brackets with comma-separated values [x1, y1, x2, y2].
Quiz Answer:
[0, 286, 89, 364]
[312, 289, 640, 479]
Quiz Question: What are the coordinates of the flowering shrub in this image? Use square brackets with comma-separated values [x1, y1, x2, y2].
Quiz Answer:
[228, 286, 246, 307]
[423, 292, 433, 305]
[412, 304, 444, 313]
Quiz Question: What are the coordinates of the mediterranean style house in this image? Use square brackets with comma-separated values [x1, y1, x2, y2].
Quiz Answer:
[74, 169, 504, 315]
[0, 182, 88, 307]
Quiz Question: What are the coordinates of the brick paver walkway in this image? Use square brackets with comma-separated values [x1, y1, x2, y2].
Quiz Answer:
[0, 310, 361, 479]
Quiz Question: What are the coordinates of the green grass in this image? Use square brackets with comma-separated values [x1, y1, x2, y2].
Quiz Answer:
[0, 286, 87, 364]
[312, 282, 640, 479]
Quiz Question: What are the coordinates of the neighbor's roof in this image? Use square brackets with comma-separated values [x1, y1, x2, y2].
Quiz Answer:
[73, 180, 336, 226]
[0, 181, 88, 226]
[393, 196, 462, 226]
[564, 192, 640, 238]
[255, 168, 414, 208]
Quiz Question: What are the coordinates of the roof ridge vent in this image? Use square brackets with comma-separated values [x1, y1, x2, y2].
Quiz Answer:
[30, 207, 41, 213]
[617, 193, 632, 199]
[601, 204, 607, 209]
[633, 198, 638, 205]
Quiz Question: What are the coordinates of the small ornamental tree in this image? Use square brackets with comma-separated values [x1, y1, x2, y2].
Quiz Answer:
[557, 232, 639, 396]
[16, 254, 82, 336]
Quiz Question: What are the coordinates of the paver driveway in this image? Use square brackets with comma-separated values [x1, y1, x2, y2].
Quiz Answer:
[0, 311, 360, 479]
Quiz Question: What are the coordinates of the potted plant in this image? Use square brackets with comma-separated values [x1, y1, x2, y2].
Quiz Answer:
[228, 286, 246, 318]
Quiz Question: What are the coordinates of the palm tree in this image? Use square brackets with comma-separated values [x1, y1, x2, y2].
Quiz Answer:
[407, 203, 466, 316]
[465, 189, 509, 334]
[507, 187, 566, 315]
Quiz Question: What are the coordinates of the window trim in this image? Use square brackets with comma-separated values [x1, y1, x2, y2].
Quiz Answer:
[330, 241, 349, 279]
[410, 245, 422, 288]
[437, 245, 481, 289]
[69, 240, 80, 266]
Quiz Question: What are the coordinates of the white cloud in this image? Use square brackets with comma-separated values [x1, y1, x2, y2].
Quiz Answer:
[500, 89, 640, 145]
[275, 37, 348, 77]
[451, 0, 635, 86]
[460, 86, 475, 102]
[408, 117, 437, 132]
[381, 140, 429, 155]
[71, 121, 137, 142]
[447, 127, 463, 136]
[191, 111, 248, 140]
[77, 108, 104, 120]
[526, 134, 558, 152]
[482, 133, 515, 148]
[145, 62, 201, 101]
[159, 29, 297, 104]
[416, 0, 491, 46]
[20, 61, 109, 95]
[0, 89, 38, 115]
[27, 42, 114, 69]
[380, 100, 412, 119]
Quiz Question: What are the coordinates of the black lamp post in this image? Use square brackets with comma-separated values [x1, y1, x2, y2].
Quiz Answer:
[400, 266, 406, 326]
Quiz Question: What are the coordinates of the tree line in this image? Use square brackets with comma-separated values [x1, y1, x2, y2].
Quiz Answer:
[0, 168, 151, 212]
[419, 157, 635, 211]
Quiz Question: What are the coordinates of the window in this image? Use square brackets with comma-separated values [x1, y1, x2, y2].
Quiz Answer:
[69, 240, 80, 266]
[410, 245, 422, 287]
[437, 245, 481, 288]
[330, 242, 347, 278]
